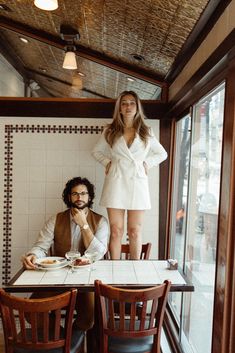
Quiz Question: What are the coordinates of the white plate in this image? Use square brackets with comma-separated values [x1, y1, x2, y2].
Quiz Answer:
[35, 256, 67, 268]
[36, 262, 68, 271]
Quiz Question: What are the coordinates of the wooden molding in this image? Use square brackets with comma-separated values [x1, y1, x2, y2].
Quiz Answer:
[212, 57, 235, 353]
[0, 98, 167, 119]
[167, 30, 235, 118]
[166, 0, 232, 83]
[159, 118, 173, 259]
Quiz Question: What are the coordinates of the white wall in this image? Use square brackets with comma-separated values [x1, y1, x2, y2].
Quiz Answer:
[0, 117, 161, 285]
[0, 54, 24, 96]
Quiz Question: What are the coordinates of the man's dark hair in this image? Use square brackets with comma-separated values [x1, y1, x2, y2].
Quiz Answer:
[62, 177, 95, 208]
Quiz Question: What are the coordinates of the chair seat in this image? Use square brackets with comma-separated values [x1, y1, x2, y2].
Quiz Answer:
[108, 319, 154, 353]
[13, 326, 85, 353]
[109, 335, 153, 353]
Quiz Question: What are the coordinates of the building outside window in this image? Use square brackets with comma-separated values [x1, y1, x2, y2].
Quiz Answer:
[169, 82, 225, 353]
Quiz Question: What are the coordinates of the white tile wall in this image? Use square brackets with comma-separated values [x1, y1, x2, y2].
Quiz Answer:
[0, 117, 161, 285]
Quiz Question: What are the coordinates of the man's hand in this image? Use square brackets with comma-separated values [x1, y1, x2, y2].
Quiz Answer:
[21, 254, 37, 270]
[71, 208, 88, 228]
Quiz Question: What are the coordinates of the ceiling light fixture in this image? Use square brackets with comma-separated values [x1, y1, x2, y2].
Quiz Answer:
[0, 3, 12, 11]
[131, 53, 145, 61]
[34, 0, 58, 11]
[60, 24, 80, 70]
[77, 72, 85, 77]
[39, 67, 47, 73]
[19, 36, 29, 44]
[63, 47, 77, 70]
[127, 77, 135, 82]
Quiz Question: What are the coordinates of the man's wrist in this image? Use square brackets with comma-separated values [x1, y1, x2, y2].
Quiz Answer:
[81, 223, 89, 230]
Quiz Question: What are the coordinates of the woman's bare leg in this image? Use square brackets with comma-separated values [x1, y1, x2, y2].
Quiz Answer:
[127, 210, 145, 259]
[107, 208, 125, 259]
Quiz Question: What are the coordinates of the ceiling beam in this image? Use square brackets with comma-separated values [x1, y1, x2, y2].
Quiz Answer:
[0, 16, 167, 92]
[0, 98, 167, 119]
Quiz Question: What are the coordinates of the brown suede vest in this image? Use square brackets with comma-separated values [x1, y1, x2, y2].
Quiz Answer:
[53, 209, 102, 257]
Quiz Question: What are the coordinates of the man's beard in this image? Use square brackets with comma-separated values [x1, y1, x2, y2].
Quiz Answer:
[70, 201, 89, 210]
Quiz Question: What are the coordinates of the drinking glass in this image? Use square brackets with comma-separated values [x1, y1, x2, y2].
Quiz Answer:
[65, 250, 81, 272]
[65, 233, 81, 268]
[65, 250, 81, 262]
[84, 251, 99, 271]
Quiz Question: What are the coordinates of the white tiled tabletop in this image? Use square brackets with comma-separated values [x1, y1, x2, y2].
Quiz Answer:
[8, 261, 193, 292]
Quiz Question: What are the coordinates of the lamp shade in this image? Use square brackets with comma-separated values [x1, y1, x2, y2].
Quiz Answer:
[63, 51, 77, 70]
[34, 0, 58, 11]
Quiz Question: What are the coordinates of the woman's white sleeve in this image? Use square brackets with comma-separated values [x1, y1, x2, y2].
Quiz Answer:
[145, 128, 168, 168]
[91, 130, 111, 167]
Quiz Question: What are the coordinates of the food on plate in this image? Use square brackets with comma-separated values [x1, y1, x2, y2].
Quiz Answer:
[40, 259, 60, 265]
[73, 258, 91, 266]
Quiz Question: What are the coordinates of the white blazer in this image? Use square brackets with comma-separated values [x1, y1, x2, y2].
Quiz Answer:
[92, 128, 167, 210]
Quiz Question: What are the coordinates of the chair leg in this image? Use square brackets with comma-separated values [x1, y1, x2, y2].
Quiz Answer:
[86, 326, 98, 353]
[76, 339, 85, 353]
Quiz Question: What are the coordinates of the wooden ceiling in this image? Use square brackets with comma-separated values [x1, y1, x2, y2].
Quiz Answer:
[0, 0, 228, 100]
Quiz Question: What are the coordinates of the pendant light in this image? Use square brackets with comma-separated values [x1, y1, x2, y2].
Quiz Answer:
[34, 0, 58, 11]
[63, 49, 77, 70]
[60, 25, 80, 70]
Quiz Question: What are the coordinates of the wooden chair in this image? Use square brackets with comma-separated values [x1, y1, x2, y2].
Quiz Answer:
[0, 288, 85, 353]
[121, 242, 152, 259]
[94, 279, 171, 353]
[104, 242, 152, 260]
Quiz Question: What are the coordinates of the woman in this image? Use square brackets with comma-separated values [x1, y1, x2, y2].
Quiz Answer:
[92, 91, 167, 259]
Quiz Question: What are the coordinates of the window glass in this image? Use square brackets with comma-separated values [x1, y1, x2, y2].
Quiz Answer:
[169, 115, 191, 322]
[169, 82, 225, 353]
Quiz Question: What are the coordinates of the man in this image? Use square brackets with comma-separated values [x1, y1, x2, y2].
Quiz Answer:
[22, 176, 109, 330]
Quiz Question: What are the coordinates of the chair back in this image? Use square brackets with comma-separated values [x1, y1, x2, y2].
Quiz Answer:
[104, 242, 152, 260]
[95, 279, 171, 353]
[0, 288, 77, 353]
[121, 242, 152, 259]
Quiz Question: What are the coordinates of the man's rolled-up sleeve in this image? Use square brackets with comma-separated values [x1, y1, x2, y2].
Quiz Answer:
[85, 216, 109, 259]
[26, 215, 56, 258]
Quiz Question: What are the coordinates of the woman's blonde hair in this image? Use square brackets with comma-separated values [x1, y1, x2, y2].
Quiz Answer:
[105, 90, 151, 147]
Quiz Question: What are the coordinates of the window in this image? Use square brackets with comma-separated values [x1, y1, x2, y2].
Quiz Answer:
[169, 83, 225, 353]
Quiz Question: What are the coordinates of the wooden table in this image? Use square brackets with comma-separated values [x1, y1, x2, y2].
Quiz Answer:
[5, 260, 194, 293]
